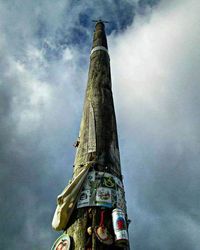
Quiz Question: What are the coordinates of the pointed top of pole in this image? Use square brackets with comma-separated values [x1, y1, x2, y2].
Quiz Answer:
[92, 19, 108, 49]
[92, 19, 109, 25]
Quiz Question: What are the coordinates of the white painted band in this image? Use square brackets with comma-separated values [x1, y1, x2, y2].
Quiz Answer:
[90, 46, 109, 58]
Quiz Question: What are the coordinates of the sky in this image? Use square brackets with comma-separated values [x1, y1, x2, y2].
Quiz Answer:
[0, 0, 200, 249]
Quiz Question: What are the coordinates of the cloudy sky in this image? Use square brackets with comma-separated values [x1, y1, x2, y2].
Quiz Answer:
[0, 0, 200, 249]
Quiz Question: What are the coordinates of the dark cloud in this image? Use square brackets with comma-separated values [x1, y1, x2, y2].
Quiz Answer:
[2, 0, 199, 250]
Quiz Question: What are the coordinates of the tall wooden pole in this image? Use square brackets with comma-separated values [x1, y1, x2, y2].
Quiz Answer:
[64, 21, 129, 250]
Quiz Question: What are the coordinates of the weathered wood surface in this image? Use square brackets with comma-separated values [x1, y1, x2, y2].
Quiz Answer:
[74, 23, 121, 179]
[65, 22, 129, 250]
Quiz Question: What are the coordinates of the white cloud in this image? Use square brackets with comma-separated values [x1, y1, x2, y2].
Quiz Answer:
[109, 0, 200, 248]
[62, 47, 74, 62]
[110, 0, 200, 144]
[1, 0, 200, 248]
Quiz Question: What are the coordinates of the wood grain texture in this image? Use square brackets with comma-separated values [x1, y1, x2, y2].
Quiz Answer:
[65, 22, 129, 250]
